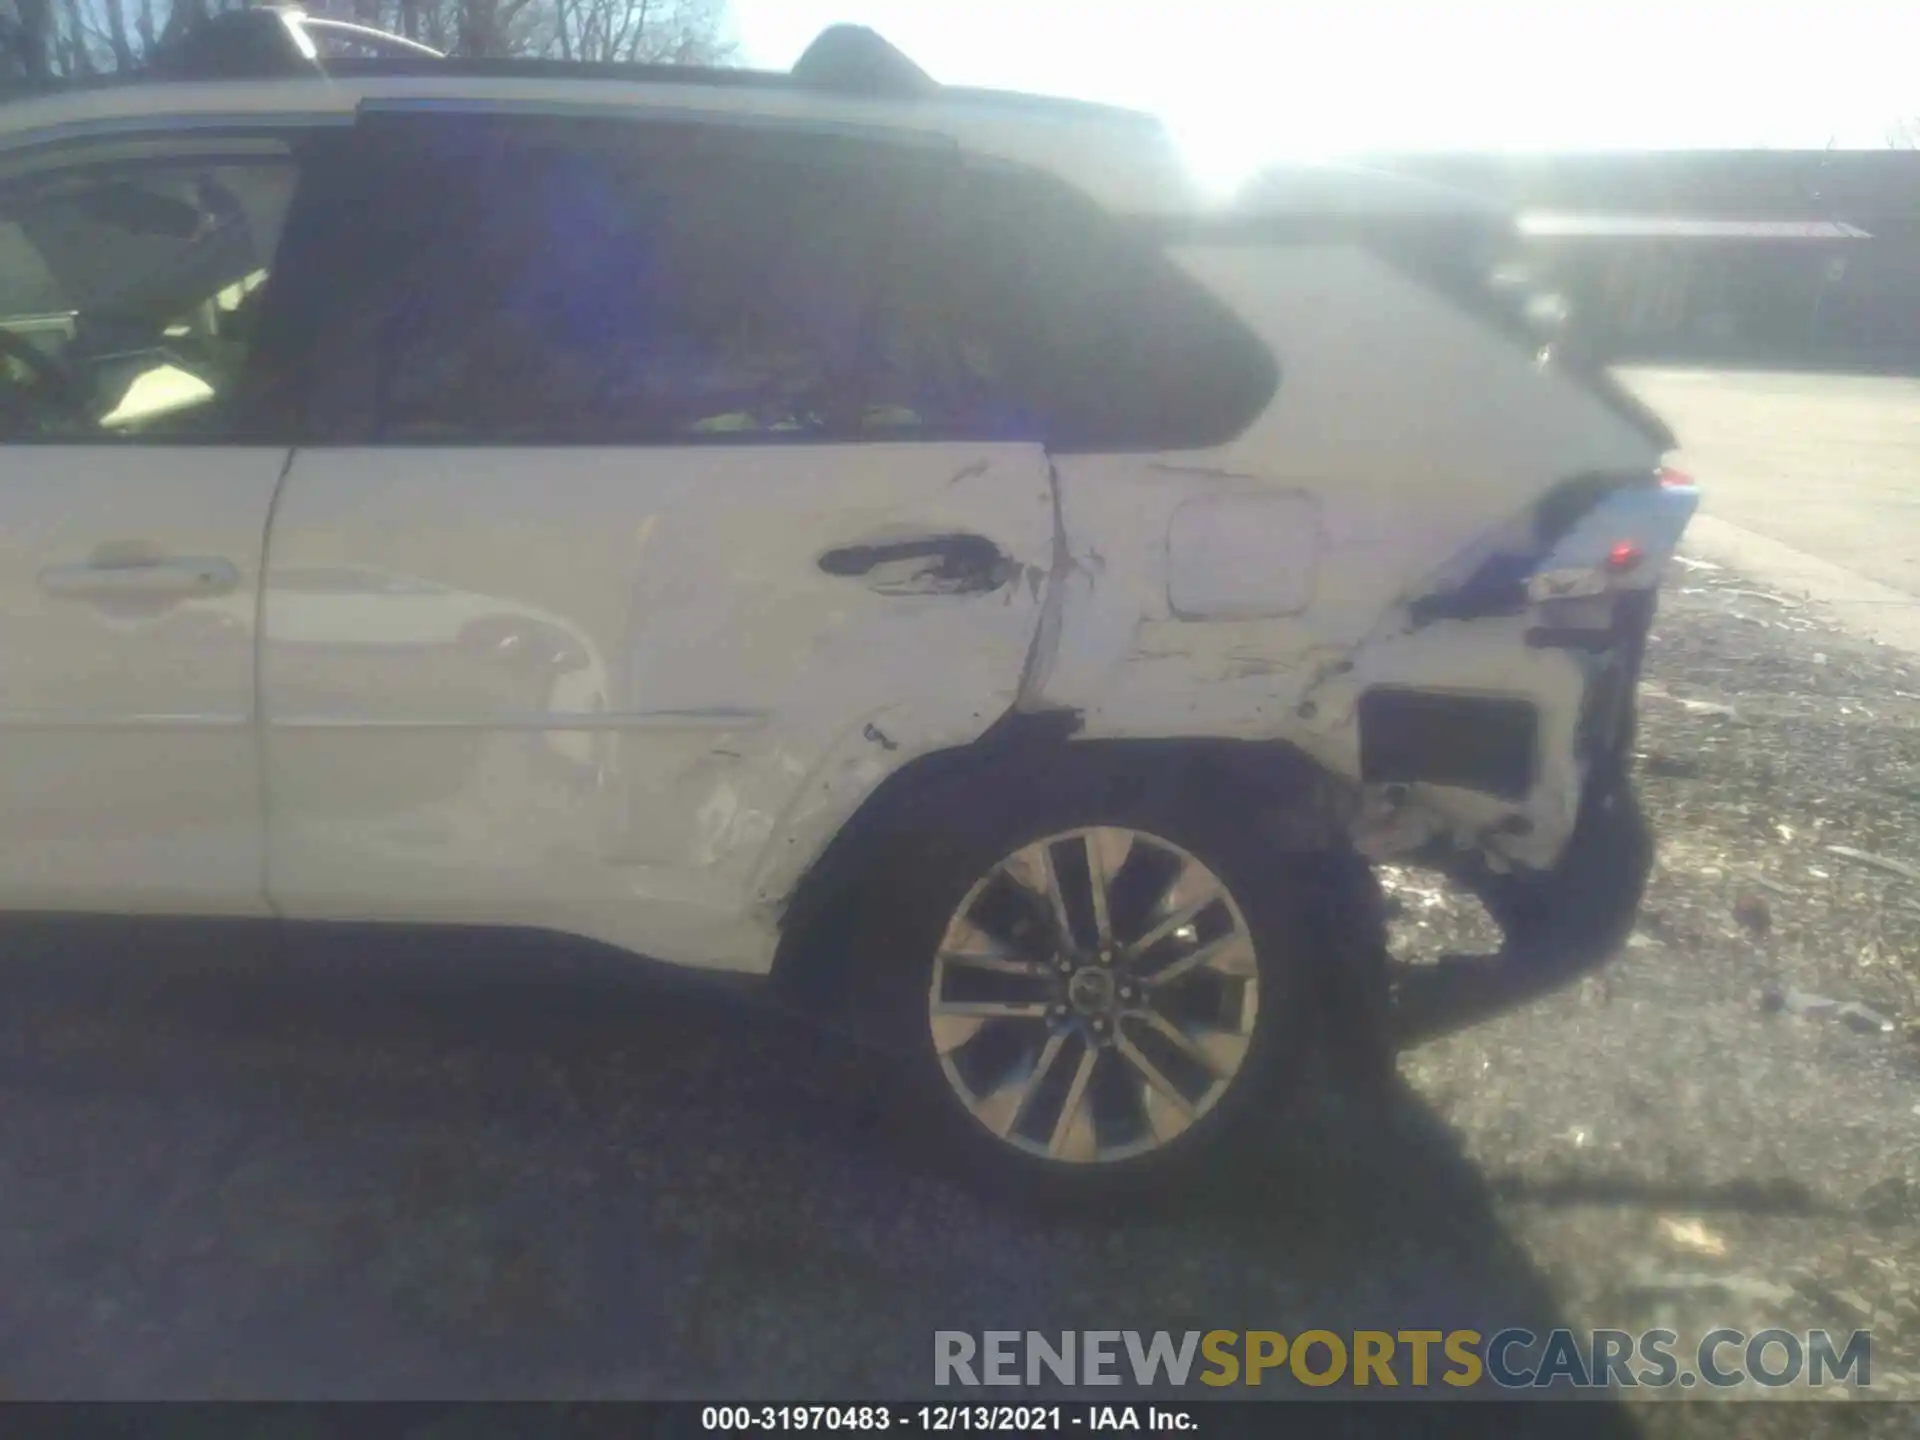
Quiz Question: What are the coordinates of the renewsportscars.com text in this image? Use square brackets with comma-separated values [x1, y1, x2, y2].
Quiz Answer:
[934, 1328, 1873, 1390]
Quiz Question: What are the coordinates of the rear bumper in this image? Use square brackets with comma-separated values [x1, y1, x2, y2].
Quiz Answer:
[1391, 763, 1653, 1047]
[1353, 468, 1695, 874]
[1361, 479, 1682, 1042]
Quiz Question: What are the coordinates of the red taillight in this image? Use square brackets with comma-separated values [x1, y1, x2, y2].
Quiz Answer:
[1658, 465, 1695, 489]
[1605, 542, 1643, 573]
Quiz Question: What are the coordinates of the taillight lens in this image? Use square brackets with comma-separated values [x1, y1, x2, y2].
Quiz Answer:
[1658, 465, 1696, 490]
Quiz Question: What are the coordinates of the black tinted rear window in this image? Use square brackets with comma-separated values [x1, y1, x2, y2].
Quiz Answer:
[938, 164, 1280, 452]
[292, 114, 1277, 452]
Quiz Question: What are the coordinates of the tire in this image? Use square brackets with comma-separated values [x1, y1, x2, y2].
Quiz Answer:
[847, 768, 1347, 1205]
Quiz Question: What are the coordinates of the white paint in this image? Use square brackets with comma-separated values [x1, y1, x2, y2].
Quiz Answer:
[0, 74, 1687, 971]
[1165, 489, 1321, 620]
[0, 447, 285, 913]
[1029, 243, 1666, 869]
[261, 444, 1054, 969]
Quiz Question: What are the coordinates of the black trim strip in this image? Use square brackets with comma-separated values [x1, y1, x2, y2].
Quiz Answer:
[1121, 209, 1512, 246]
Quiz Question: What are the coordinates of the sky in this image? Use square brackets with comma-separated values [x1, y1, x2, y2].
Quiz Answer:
[728, 0, 1920, 191]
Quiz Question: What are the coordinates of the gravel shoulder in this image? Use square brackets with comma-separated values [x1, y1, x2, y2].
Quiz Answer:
[1391, 553, 1920, 1409]
[0, 557, 1914, 1428]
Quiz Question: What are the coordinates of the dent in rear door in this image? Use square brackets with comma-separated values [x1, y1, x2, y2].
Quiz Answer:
[259, 110, 1059, 970]
[262, 443, 1056, 965]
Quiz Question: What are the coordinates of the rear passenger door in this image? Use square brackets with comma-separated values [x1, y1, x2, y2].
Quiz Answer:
[260, 111, 1058, 968]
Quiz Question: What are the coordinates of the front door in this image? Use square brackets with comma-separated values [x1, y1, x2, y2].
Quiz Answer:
[259, 111, 1058, 969]
[0, 132, 313, 912]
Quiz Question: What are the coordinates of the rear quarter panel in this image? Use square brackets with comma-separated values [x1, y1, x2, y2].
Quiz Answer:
[1024, 243, 1671, 865]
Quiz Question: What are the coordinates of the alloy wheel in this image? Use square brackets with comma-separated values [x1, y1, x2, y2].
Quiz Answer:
[927, 826, 1261, 1165]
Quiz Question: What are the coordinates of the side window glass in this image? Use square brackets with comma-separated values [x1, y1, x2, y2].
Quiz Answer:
[859, 201, 1038, 442]
[336, 119, 1268, 451]
[925, 167, 1279, 453]
[0, 157, 298, 442]
[370, 130, 887, 444]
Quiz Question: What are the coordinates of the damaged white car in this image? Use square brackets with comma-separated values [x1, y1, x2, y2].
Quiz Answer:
[0, 14, 1696, 1195]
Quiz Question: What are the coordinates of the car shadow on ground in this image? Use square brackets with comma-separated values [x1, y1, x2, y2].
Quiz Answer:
[0, 918, 1646, 1433]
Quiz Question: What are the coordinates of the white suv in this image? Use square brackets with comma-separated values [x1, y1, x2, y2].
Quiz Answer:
[0, 15, 1696, 1195]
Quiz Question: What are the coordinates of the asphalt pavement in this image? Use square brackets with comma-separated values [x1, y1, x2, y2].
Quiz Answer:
[1621, 368, 1920, 655]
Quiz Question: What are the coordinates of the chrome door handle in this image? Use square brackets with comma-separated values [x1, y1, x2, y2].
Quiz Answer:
[39, 557, 241, 601]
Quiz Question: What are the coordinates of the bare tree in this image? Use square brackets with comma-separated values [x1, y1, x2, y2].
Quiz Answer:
[1, 0, 58, 82]
[325, 0, 734, 62]
[101, 0, 137, 70]
[57, 0, 95, 74]
[1891, 118, 1920, 150]
[155, 0, 208, 50]
[0, 0, 734, 87]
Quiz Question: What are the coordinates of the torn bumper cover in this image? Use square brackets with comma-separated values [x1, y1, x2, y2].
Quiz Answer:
[1391, 766, 1653, 1047]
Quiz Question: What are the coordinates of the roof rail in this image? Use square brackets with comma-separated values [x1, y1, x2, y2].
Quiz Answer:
[298, 16, 446, 60]
[9, 14, 1159, 129]
[146, 6, 443, 79]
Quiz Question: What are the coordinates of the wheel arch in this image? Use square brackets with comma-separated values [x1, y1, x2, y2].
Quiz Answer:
[767, 711, 1353, 1032]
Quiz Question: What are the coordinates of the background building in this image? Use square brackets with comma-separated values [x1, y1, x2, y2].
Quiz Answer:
[1369, 150, 1920, 371]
